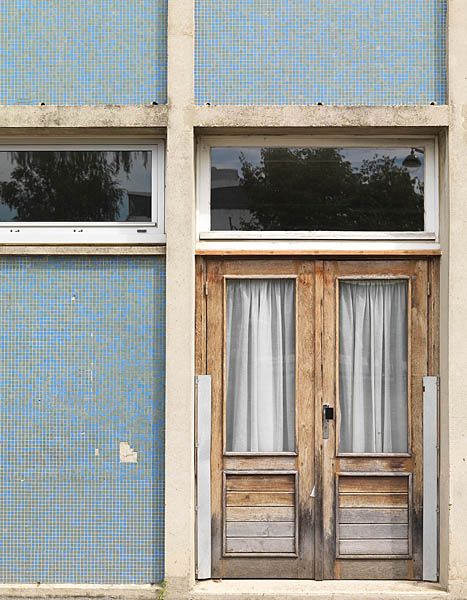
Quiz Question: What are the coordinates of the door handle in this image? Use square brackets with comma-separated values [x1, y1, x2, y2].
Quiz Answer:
[323, 404, 334, 439]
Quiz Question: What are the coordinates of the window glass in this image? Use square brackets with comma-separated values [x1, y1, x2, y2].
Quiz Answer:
[226, 279, 296, 453]
[211, 147, 425, 231]
[0, 151, 152, 222]
[339, 279, 408, 454]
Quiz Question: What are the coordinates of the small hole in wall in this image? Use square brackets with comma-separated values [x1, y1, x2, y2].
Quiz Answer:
[317, 101, 324, 106]
[152, 101, 158, 106]
[205, 102, 211, 106]
[40, 102, 46, 106]
[430, 101, 437, 105]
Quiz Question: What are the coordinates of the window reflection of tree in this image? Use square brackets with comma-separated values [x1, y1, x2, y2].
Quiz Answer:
[236, 148, 424, 231]
[0, 151, 148, 222]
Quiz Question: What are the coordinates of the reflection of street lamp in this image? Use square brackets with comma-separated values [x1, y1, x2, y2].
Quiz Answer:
[402, 148, 424, 169]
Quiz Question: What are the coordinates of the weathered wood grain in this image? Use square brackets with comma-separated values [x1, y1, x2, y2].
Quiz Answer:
[339, 508, 408, 524]
[226, 537, 296, 554]
[226, 521, 295, 538]
[340, 539, 409, 555]
[339, 476, 408, 493]
[339, 524, 408, 539]
[226, 491, 295, 507]
[336, 559, 411, 580]
[226, 474, 295, 492]
[339, 493, 408, 508]
[226, 506, 295, 522]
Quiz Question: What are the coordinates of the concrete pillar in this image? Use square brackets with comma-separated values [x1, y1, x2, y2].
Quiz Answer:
[447, 0, 467, 594]
[164, 0, 196, 596]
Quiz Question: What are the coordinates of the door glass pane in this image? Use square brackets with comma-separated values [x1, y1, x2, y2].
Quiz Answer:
[339, 279, 408, 454]
[211, 147, 425, 231]
[226, 279, 296, 452]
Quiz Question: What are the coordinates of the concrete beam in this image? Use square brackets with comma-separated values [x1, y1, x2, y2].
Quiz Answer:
[0, 105, 168, 130]
[193, 104, 449, 129]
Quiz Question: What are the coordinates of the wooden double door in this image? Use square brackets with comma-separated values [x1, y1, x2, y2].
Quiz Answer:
[196, 258, 438, 580]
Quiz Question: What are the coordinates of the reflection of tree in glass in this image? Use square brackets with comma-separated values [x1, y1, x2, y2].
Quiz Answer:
[0, 151, 142, 221]
[238, 148, 424, 231]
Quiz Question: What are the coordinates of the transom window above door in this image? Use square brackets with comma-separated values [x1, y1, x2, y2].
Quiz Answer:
[0, 143, 165, 244]
[197, 137, 438, 242]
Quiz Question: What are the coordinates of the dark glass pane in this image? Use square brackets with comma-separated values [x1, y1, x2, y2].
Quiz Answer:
[0, 151, 152, 222]
[211, 147, 425, 231]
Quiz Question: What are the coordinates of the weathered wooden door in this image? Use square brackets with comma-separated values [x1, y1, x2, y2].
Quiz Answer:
[198, 257, 437, 580]
[204, 259, 315, 578]
[320, 260, 429, 580]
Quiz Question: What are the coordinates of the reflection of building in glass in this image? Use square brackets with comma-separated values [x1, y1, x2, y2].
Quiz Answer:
[126, 192, 152, 222]
[211, 167, 250, 230]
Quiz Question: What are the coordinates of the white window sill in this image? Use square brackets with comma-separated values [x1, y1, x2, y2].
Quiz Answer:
[199, 231, 437, 241]
[196, 239, 441, 255]
[0, 228, 166, 245]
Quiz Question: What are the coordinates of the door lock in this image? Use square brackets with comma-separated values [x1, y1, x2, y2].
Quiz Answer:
[323, 404, 334, 439]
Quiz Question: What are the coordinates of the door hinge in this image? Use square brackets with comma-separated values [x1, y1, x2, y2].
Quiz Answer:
[204, 281, 208, 296]
[427, 281, 431, 297]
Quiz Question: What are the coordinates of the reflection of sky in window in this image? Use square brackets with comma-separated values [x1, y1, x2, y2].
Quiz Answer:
[211, 147, 425, 186]
[0, 151, 151, 221]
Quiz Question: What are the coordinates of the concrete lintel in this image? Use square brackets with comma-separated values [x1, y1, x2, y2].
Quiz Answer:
[193, 105, 449, 129]
[0, 105, 168, 130]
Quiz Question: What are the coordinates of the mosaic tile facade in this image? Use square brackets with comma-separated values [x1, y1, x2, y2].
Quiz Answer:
[0, 1, 167, 105]
[0, 256, 165, 583]
[195, 0, 447, 106]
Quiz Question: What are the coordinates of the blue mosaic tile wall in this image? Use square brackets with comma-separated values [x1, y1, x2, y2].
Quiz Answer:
[0, 256, 165, 583]
[195, 0, 447, 106]
[0, 1, 167, 105]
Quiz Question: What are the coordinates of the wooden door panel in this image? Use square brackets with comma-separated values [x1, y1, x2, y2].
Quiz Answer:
[321, 260, 428, 580]
[206, 259, 315, 579]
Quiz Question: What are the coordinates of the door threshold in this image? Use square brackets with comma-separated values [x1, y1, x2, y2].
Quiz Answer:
[192, 579, 446, 600]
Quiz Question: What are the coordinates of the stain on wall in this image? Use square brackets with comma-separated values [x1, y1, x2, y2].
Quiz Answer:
[0, 256, 165, 583]
[0, 1, 167, 105]
[195, 0, 447, 106]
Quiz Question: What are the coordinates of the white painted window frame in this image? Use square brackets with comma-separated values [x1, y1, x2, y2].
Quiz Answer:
[197, 135, 439, 243]
[0, 141, 165, 244]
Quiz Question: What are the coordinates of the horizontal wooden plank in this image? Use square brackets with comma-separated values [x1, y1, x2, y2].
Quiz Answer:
[340, 493, 408, 508]
[226, 474, 295, 492]
[340, 508, 408, 524]
[340, 524, 408, 539]
[336, 559, 412, 580]
[226, 506, 295, 522]
[224, 456, 296, 470]
[226, 537, 295, 554]
[337, 457, 413, 472]
[340, 539, 409, 555]
[226, 491, 295, 507]
[226, 521, 295, 538]
[339, 476, 408, 494]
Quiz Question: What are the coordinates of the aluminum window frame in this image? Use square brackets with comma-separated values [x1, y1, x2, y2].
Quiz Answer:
[0, 141, 165, 244]
[197, 135, 439, 243]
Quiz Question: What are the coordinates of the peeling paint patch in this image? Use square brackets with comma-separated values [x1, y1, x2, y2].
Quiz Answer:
[119, 441, 138, 464]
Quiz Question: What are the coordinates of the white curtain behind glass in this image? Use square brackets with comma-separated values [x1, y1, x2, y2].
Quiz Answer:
[339, 279, 408, 454]
[226, 279, 295, 452]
